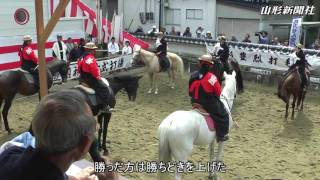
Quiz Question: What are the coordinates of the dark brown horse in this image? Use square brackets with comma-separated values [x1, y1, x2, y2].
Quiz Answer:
[212, 56, 244, 93]
[278, 68, 309, 120]
[0, 60, 68, 133]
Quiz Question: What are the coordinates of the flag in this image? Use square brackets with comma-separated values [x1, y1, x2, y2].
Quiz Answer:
[289, 17, 303, 47]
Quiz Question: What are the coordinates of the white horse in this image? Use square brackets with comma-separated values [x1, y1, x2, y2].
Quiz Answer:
[158, 71, 237, 180]
[132, 45, 184, 94]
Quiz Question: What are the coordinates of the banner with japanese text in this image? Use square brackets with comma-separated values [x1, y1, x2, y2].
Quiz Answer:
[289, 17, 303, 47]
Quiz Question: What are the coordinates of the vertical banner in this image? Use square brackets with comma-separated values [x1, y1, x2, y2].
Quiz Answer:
[289, 17, 303, 47]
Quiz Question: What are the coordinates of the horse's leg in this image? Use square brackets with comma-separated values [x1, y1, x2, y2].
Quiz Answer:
[171, 69, 176, 89]
[148, 73, 153, 94]
[212, 141, 226, 180]
[167, 70, 172, 86]
[300, 90, 306, 111]
[0, 98, 2, 129]
[208, 141, 216, 180]
[154, 74, 158, 95]
[97, 114, 103, 150]
[297, 93, 302, 110]
[102, 113, 112, 155]
[291, 95, 297, 120]
[284, 95, 290, 120]
[2, 98, 13, 134]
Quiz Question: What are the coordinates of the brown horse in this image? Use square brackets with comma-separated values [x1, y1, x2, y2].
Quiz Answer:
[278, 68, 309, 120]
[0, 60, 68, 133]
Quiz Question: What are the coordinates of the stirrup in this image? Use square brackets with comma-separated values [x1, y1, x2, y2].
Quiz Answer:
[101, 105, 113, 113]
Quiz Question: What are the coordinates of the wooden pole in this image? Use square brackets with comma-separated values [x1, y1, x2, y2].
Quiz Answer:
[35, 0, 47, 98]
[35, 0, 70, 98]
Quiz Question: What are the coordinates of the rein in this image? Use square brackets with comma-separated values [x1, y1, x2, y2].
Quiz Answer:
[220, 94, 233, 111]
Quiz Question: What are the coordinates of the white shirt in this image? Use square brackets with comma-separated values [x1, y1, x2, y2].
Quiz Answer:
[108, 42, 120, 54]
[52, 41, 67, 61]
[122, 46, 132, 55]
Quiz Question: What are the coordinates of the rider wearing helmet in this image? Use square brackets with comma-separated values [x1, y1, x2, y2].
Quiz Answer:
[77, 42, 112, 112]
[18, 35, 39, 88]
[216, 36, 230, 74]
[189, 54, 229, 142]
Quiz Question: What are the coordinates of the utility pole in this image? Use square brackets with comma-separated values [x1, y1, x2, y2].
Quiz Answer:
[159, 0, 163, 31]
[96, 0, 102, 44]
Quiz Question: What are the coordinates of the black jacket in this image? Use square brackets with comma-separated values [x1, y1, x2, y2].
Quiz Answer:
[156, 38, 167, 56]
[217, 43, 229, 62]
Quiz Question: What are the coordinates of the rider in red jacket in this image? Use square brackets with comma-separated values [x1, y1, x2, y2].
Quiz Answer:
[18, 35, 39, 88]
[189, 54, 229, 142]
[78, 42, 112, 112]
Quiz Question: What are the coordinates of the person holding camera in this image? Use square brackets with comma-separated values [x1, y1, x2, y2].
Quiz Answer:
[255, 31, 269, 44]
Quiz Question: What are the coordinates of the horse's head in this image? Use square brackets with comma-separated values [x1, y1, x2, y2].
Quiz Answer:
[47, 60, 68, 82]
[132, 44, 142, 63]
[222, 71, 237, 108]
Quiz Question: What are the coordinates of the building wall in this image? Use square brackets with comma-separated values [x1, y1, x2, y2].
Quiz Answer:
[0, 0, 85, 38]
[119, 0, 216, 37]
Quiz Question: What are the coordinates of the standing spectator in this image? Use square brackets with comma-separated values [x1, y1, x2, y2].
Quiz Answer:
[52, 35, 68, 61]
[122, 40, 132, 55]
[78, 38, 86, 57]
[242, 33, 251, 43]
[68, 42, 80, 63]
[311, 39, 320, 50]
[134, 26, 144, 33]
[65, 37, 74, 55]
[169, 26, 178, 36]
[271, 36, 280, 45]
[183, 27, 192, 37]
[148, 25, 159, 36]
[196, 26, 204, 38]
[108, 37, 120, 55]
[230, 35, 238, 42]
[217, 36, 230, 73]
[256, 31, 269, 44]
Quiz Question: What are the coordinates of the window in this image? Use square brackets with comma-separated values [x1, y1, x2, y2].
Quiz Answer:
[14, 8, 30, 25]
[165, 9, 181, 25]
[186, 9, 203, 20]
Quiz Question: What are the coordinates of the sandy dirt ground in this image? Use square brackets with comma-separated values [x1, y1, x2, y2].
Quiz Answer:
[0, 73, 320, 180]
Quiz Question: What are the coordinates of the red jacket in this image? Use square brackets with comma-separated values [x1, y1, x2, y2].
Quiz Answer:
[189, 72, 221, 100]
[78, 54, 101, 80]
[18, 45, 38, 65]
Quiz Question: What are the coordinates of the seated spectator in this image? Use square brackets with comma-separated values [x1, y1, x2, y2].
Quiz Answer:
[242, 33, 251, 43]
[148, 25, 159, 36]
[66, 37, 74, 56]
[205, 31, 213, 39]
[271, 36, 280, 45]
[230, 35, 238, 42]
[183, 27, 192, 37]
[0, 90, 115, 180]
[122, 40, 132, 55]
[282, 40, 289, 47]
[196, 26, 204, 38]
[169, 26, 178, 36]
[78, 38, 86, 57]
[134, 26, 144, 33]
[311, 39, 320, 50]
[108, 37, 120, 55]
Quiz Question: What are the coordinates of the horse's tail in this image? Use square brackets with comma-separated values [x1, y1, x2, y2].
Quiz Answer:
[175, 55, 185, 79]
[158, 117, 173, 180]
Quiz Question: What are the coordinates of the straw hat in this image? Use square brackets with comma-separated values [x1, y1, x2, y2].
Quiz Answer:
[296, 43, 304, 49]
[23, 35, 32, 41]
[84, 42, 98, 49]
[198, 54, 213, 64]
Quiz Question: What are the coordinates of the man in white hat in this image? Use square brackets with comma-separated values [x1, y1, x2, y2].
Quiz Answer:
[78, 42, 112, 112]
[189, 55, 229, 142]
[155, 32, 170, 71]
[18, 35, 39, 88]
[148, 25, 159, 36]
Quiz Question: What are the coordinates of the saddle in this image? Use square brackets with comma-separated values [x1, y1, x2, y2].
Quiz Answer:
[192, 103, 215, 131]
[75, 82, 98, 106]
[17, 69, 35, 84]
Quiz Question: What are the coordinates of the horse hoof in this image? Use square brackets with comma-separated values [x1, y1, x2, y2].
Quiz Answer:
[148, 90, 152, 94]
[103, 149, 110, 156]
[106, 140, 111, 144]
[155, 91, 158, 95]
[7, 130, 12, 135]
[171, 86, 175, 89]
